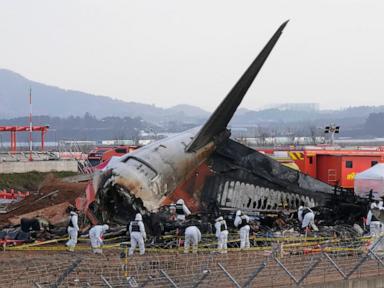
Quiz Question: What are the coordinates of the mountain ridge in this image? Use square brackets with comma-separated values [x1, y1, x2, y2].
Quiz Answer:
[0, 69, 210, 122]
[2, 69, 384, 133]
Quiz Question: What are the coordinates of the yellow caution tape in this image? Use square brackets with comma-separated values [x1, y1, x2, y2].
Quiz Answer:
[4, 234, 373, 252]
[6, 240, 369, 253]
[7, 243, 121, 251]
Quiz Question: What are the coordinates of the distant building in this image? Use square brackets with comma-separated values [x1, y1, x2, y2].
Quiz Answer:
[268, 103, 320, 111]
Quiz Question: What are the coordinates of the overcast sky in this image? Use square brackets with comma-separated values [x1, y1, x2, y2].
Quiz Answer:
[1, 0, 383, 112]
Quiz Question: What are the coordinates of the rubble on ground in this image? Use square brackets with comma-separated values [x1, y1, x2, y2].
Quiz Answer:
[0, 168, 369, 245]
[0, 174, 87, 228]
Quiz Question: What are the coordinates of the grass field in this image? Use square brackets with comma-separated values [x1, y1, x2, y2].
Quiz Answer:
[0, 171, 79, 191]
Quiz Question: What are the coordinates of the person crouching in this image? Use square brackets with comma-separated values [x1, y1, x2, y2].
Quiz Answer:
[298, 206, 318, 233]
[184, 226, 201, 254]
[89, 224, 109, 254]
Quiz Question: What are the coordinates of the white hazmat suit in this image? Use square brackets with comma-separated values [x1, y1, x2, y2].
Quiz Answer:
[215, 216, 228, 253]
[184, 226, 201, 253]
[367, 202, 384, 234]
[66, 211, 79, 251]
[298, 206, 318, 232]
[234, 210, 250, 249]
[176, 199, 191, 221]
[367, 202, 384, 253]
[129, 213, 147, 255]
[89, 224, 109, 254]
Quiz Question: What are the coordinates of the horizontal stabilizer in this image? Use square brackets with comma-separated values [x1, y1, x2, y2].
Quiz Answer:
[186, 20, 288, 152]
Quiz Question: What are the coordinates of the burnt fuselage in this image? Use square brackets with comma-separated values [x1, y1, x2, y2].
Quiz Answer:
[95, 127, 215, 223]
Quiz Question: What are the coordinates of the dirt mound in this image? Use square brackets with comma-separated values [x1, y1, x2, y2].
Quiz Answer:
[0, 174, 87, 225]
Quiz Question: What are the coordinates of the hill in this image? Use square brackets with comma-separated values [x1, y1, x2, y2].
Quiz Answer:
[2, 69, 384, 138]
[0, 69, 209, 123]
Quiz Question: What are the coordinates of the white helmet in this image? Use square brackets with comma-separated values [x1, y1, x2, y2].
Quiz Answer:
[371, 202, 378, 210]
[176, 199, 185, 205]
[298, 206, 304, 211]
[215, 216, 223, 222]
[135, 213, 143, 221]
[236, 210, 242, 216]
[102, 224, 109, 231]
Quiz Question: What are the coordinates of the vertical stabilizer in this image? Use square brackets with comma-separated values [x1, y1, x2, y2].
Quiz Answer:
[186, 21, 288, 152]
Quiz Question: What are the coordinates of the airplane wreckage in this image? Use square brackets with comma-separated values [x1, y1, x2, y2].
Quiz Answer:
[91, 21, 371, 236]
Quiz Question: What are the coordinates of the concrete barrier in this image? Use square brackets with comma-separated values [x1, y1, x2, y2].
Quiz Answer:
[0, 160, 78, 173]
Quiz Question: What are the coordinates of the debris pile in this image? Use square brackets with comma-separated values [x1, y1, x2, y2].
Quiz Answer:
[0, 174, 87, 227]
[0, 158, 370, 247]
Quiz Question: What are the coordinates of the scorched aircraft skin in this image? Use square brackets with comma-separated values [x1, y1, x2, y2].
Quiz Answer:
[93, 21, 345, 225]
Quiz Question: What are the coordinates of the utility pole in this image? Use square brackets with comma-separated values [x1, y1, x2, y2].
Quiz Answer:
[29, 87, 33, 161]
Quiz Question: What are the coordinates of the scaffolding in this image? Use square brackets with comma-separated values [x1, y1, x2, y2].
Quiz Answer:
[0, 126, 49, 153]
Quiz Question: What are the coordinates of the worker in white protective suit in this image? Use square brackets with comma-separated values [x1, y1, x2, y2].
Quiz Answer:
[367, 202, 384, 253]
[66, 211, 79, 252]
[367, 202, 382, 235]
[298, 206, 318, 232]
[89, 224, 109, 254]
[175, 199, 191, 221]
[128, 213, 146, 255]
[184, 226, 201, 253]
[234, 210, 250, 249]
[215, 216, 228, 253]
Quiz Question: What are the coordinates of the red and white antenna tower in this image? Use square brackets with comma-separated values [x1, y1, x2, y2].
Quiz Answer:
[29, 87, 33, 161]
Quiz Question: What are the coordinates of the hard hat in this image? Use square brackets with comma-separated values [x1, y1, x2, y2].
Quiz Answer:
[176, 199, 185, 205]
[236, 210, 242, 216]
[135, 213, 143, 221]
[70, 211, 77, 216]
[215, 216, 223, 222]
[102, 224, 109, 231]
[371, 202, 378, 210]
[298, 206, 304, 211]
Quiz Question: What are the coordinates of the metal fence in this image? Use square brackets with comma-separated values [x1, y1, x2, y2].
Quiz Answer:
[1, 235, 384, 287]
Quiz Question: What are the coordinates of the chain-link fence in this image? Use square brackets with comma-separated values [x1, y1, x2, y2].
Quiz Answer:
[1, 235, 384, 287]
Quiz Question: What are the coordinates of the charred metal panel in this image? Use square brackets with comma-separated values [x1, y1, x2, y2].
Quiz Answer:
[215, 139, 333, 195]
[200, 139, 334, 213]
[201, 175, 318, 214]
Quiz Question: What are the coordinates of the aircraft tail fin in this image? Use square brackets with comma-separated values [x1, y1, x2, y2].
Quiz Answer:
[186, 20, 288, 152]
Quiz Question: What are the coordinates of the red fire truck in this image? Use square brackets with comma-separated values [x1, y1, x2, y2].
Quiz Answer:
[260, 146, 384, 190]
